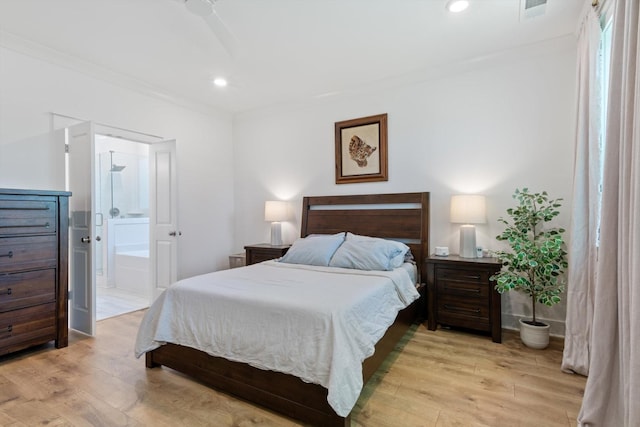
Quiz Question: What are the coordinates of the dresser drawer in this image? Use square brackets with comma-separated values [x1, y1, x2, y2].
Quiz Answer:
[0, 235, 58, 272]
[436, 267, 489, 298]
[0, 269, 56, 311]
[0, 199, 57, 236]
[0, 302, 57, 355]
[437, 294, 490, 326]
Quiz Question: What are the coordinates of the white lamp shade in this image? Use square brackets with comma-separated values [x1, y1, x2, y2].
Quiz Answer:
[264, 201, 288, 222]
[450, 195, 486, 224]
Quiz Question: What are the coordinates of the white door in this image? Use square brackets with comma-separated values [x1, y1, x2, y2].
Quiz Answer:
[67, 122, 96, 336]
[149, 140, 178, 300]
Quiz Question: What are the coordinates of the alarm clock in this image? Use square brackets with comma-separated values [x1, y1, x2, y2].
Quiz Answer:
[435, 246, 449, 256]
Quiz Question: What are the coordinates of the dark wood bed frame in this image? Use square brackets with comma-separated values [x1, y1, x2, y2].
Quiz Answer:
[145, 192, 430, 426]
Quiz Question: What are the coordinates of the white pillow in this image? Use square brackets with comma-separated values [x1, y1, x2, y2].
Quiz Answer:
[279, 233, 345, 266]
[329, 233, 409, 271]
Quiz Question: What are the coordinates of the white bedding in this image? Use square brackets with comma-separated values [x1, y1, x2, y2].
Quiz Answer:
[135, 260, 419, 417]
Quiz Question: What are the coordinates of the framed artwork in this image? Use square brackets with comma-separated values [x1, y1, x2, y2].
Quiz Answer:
[334, 113, 388, 184]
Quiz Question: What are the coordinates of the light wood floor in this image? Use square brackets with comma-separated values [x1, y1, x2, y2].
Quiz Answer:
[0, 311, 585, 426]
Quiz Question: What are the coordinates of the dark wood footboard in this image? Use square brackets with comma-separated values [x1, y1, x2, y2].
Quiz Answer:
[146, 342, 347, 426]
[145, 299, 418, 427]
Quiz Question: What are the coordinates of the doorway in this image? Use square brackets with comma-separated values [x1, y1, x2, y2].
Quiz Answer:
[94, 135, 150, 320]
[65, 119, 179, 336]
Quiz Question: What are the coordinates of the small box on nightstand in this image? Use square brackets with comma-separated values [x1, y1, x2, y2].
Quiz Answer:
[228, 253, 246, 269]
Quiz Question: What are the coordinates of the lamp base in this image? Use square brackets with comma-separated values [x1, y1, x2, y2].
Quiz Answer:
[459, 225, 477, 258]
[270, 222, 282, 246]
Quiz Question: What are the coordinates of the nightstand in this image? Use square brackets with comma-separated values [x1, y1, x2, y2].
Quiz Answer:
[244, 243, 291, 265]
[425, 255, 503, 343]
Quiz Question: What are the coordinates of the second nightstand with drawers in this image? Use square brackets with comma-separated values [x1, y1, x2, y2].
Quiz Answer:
[244, 243, 291, 265]
[425, 255, 503, 343]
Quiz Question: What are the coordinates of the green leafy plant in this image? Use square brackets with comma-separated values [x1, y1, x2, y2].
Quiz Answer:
[491, 188, 568, 326]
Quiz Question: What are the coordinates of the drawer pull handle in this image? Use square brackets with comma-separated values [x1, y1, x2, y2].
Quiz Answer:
[0, 222, 50, 229]
[444, 274, 481, 281]
[0, 251, 13, 258]
[0, 325, 13, 338]
[0, 206, 50, 211]
[444, 304, 481, 314]
[0, 288, 12, 296]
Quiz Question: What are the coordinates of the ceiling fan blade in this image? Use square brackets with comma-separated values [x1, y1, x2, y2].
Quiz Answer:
[202, 9, 240, 58]
[184, 0, 213, 16]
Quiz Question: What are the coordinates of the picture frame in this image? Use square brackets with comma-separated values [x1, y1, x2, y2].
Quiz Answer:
[334, 113, 388, 184]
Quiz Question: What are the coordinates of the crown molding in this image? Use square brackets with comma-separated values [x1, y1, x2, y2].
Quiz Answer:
[0, 30, 229, 119]
[236, 33, 577, 119]
[337, 33, 578, 101]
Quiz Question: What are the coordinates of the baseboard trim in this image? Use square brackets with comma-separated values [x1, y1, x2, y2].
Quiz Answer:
[502, 313, 566, 337]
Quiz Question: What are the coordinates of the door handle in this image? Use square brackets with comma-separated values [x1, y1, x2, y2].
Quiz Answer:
[81, 236, 91, 243]
[168, 231, 182, 236]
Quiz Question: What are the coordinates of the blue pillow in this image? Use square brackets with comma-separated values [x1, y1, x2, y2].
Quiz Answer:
[329, 233, 409, 271]
[279, 233, 345, 266]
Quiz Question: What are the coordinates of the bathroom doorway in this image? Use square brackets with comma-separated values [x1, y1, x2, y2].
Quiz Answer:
[94, 135, 150, 320]
[64, 117, 178, 335]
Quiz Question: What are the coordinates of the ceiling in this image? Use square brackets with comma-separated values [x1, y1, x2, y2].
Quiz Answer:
[0, 0, 583, 114]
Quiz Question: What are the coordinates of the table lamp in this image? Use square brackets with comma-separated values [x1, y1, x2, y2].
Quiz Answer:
[264, 200, 288, 246]
[450, 194, 486, 258]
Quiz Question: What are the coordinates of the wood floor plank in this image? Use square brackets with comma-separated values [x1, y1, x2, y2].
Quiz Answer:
[0, 410, 29, 427]
[0, 310, 586, 426]
[1, 398, 70, 426]
[48, 390, 144, 427]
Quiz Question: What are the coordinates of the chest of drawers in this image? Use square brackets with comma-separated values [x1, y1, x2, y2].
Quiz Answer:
[0, 189, 71, 355]
[425, 255, 502, 343]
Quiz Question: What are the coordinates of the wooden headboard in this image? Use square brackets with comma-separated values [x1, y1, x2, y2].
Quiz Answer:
[300, 192, 430, 282]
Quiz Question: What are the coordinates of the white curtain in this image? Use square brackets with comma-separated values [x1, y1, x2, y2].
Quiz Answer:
[561, 5, 602, 376]
[578, 0, 640, 425]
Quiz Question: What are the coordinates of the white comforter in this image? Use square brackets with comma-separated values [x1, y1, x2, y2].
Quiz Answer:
[134, 260, 419, 417]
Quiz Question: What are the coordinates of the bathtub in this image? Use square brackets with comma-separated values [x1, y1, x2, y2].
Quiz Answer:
[106, 217, 150, 295]
[115, 248, 150, 297]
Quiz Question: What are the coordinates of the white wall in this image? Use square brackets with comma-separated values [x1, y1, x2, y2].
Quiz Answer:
[0, 129, 65, 190]
[0, 34, 578, 334]
[233, 37, 577, 335]
[0, 46, 235, 278]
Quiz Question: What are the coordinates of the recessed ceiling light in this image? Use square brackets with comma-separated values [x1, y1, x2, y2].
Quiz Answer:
[213, 77, 228, 87]
[446, 0, 469, 13]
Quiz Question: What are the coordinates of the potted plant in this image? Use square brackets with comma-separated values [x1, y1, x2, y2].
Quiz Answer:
[491, 188, 568, 349]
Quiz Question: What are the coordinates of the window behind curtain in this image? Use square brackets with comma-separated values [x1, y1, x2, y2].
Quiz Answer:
[596, 15, 612, 246]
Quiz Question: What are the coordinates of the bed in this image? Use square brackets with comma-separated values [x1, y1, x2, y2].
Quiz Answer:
[136, 192, 430, 426]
